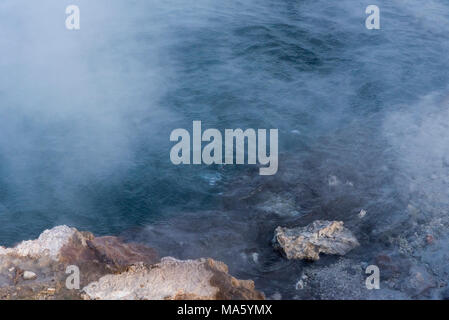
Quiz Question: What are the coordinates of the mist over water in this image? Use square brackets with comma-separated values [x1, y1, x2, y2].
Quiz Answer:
[1, 0, 449, 298]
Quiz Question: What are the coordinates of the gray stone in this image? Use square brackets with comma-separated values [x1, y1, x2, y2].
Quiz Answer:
[273, 220, 359, 261]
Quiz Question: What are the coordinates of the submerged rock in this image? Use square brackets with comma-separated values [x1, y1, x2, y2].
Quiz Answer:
[82, 257, 264, 300]
[403, 266, 437, 297]
[255, 192, 299, 217]
[299, 258, 409, 300]
[273, 220, 359, 261]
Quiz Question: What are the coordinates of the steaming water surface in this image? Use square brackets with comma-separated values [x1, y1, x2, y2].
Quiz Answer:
[1, 0, 449, 298]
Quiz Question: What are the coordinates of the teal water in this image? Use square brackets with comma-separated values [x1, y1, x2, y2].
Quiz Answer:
[1, 0, 449, 298]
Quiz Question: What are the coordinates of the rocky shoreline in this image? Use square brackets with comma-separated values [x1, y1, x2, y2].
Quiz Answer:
[0, 226, 264, 300]
[1, 211, 446, 300]
[0, 220, 359, 300]
[0, 219, 362, 300]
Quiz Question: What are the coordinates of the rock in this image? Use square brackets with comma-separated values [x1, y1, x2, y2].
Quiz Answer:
[86, 236, 159, 272]
[0, 226, 160, 299]
[301, 258, 409, 300]
[82, 257, 264, 300]
[0, 226, 263, 300]
[426, 234, 434, 245]
[404, 266, 437, 297]
[255, 192, 299, 217]
[374, 253, 411, 280]
[418, 234, 449, 293]
[23, 271, 37, 280]
[58, 234, 160, 286]
[273, 220, 359, 261]
[0, 225, 79, 261]
[375, 254, 398, 276]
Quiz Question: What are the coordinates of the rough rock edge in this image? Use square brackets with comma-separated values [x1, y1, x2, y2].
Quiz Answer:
[0, 226, 264, 300]
[82, 257, 264, 300]
[273, 220, 359, 261]
[0, 225, 78, 261]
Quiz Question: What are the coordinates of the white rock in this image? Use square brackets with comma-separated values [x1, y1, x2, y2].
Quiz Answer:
[83, 258, 218, 300]
[82, 257, 264, 300]
[23, 271, 37, 280]
[0, 225, 76, 261]
[0, 246, 11, 256]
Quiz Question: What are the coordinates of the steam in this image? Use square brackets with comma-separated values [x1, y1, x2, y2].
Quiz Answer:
[0, 1, 173, 213]
[1, 0, 449, 246]
[384, 93, 449, 207]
